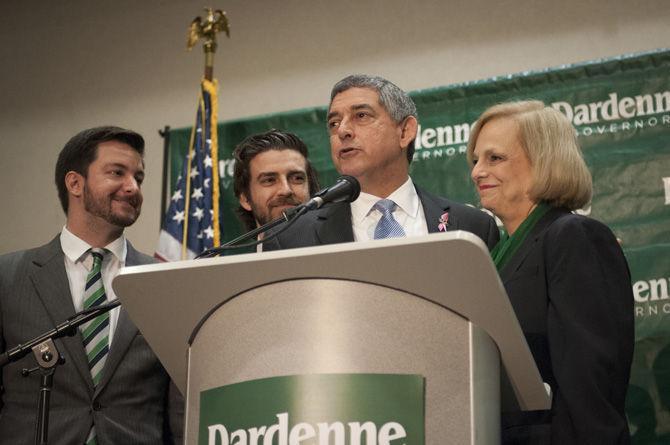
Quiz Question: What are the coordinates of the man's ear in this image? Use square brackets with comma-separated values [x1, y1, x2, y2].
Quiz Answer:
[239, 193, 252, 212]
[65, 171, 84, 198]
[399, 116, 418, 150]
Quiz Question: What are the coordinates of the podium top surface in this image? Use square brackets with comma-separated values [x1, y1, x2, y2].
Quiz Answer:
[113, 231, 550, 410]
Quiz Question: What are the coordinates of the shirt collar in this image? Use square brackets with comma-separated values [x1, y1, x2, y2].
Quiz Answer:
[60, 226, 127, 264]
[351, 177, 419, 223]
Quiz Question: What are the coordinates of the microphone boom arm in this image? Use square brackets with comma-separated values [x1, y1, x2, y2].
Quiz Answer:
[0, 300, 121, 369]
[195, 175, 360, 259]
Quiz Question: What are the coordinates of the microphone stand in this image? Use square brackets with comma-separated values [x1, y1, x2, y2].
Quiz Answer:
[196, 175, 361, 259]
[196, 206, 307, 259]
[0, 300, 121, 445]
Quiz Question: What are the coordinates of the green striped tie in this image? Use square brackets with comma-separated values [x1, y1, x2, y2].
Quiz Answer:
[85, 428, 98, 445]
[82, 248, 109, 445]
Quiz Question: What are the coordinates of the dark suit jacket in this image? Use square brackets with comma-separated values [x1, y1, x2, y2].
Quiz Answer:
[0, 236, 183, 445]
[500, 208, 633, 445]
[264, 186, 499, 251]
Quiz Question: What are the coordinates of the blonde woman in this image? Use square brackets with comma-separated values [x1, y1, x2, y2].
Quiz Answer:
[468, 101, 633, 444]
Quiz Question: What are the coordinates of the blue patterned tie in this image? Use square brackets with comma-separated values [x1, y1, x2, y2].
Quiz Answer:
[373, 199, 406, 239]
[81, 248, 109, 445]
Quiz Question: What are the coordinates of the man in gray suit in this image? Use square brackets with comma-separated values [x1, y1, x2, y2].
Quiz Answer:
[265, 74, 499, 250]
[0, 127, 182, 444]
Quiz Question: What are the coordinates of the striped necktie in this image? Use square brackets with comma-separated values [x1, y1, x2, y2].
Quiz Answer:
[81, 248, 110, 385]
[81, 249, 110, 445]
[373, 199, 406, 239]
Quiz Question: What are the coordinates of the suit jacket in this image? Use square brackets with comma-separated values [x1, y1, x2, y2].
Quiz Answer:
[500, 208, 633, 445]
[0, 236, 183, 445]
[264, 185, 500, 251]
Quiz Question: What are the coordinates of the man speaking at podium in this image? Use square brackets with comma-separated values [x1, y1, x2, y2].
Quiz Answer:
[265, 74, 499, 250]
[0, 127, 181, 444]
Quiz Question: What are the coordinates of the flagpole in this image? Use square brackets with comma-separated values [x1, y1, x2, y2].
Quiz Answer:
[158, 125, 170, 230]
[186, 7, 229, 252]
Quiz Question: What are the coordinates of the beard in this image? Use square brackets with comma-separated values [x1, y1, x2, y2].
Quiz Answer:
[83, 184, 142, 228]
[250, 195, 302, 226]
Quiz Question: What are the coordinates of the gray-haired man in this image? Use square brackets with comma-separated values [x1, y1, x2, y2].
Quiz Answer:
[265, 74, 499, 250]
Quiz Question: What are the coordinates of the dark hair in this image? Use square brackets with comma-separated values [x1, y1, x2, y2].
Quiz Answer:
[233, 129, 320, 231]
[330, 74, 418, 163]
[55, 126, 145, 213]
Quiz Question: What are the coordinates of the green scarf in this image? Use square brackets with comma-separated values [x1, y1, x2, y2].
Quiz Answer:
[491, 202, 551, 271]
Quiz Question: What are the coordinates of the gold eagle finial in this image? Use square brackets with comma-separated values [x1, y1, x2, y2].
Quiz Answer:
[187, 8, 230, 51]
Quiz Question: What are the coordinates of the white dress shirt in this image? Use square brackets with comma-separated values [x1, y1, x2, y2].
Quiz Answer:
[60, 226, 126, 347]
[350, 177, 429, 242]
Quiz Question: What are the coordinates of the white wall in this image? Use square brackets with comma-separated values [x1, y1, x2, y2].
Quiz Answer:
[1, 0, 668, 254]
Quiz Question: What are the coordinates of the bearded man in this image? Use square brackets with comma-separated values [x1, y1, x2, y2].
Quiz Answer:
[232, 129, 319, 246]
[0, 126, 182, 444]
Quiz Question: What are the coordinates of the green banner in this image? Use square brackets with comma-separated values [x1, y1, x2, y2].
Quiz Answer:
[169, 49, 670, 442]
[199, 373, 425, 445]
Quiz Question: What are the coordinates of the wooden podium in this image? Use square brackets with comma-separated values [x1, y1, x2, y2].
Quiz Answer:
[113, 231, 550, 444]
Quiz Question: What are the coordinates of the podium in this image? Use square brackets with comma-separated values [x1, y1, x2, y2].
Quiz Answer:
[113, 231, 550, 444]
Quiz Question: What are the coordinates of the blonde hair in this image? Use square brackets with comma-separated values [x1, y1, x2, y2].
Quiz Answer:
[466, 100, 592, 210]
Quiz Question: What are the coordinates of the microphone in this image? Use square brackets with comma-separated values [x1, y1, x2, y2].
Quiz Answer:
[287, 175, 361, 216]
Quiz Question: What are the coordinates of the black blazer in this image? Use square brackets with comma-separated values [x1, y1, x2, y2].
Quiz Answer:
[500, 208, 634, 444]
[264, 185, 500, 251]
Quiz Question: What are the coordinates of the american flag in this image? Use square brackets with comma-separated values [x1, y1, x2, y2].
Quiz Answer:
[155, 79, 221, 261]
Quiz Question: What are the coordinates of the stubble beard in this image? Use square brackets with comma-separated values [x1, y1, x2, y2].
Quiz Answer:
[251, 195, 302, 227]
[83, 185, 140, 228]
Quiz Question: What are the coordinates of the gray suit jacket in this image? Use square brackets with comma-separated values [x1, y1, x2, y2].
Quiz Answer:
[264, 186, 500, 251]
[0, 236, 182, 445]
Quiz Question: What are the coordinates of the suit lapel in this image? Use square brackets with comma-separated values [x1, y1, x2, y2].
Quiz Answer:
[29, 237, 94, 390]
[95, 242, 142, 394]
[314, 202, 355, 244]
[499, 207, 566, 283]
[416, 186, 451, 234]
